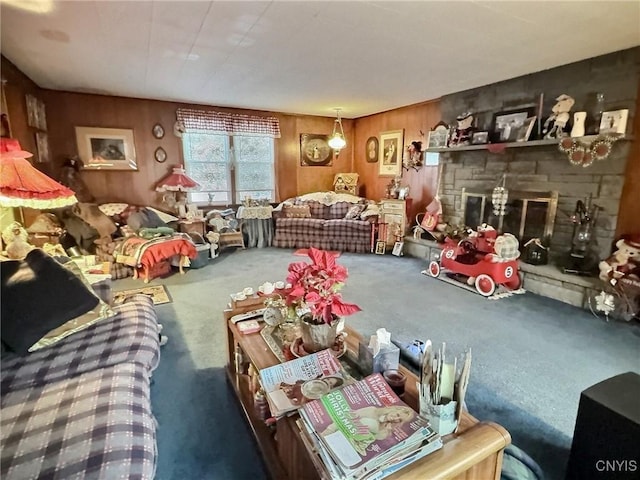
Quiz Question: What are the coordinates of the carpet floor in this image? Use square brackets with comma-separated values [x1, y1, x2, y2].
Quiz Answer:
[113, 247, 640, 480]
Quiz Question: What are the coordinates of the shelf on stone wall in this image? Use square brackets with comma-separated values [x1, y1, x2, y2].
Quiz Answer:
[425, 134, 633, 153]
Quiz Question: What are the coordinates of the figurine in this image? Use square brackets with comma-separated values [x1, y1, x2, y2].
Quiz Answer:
[543, 94, 575, 139]
[449, 112, 474, 147]
[2, 222, 34, 259]
[598, 238, 640, 283]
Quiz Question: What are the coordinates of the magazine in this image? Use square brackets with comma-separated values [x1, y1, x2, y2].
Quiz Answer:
[259, 349, 355, 418]
[300, 373, 438, 474]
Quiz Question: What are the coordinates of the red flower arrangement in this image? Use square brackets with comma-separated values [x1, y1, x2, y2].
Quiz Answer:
[285, 247, 361, 325]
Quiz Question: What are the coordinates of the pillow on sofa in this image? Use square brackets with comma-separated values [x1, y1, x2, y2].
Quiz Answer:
[344, 204, 366, 220]
[1, 249, 100, 355]
[29, 261, 116, 352]
[283, 204, 311, 218]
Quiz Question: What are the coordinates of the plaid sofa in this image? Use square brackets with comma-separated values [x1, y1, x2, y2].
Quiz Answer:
[1, 295, 161, 480]
[273, 196, 374, 253]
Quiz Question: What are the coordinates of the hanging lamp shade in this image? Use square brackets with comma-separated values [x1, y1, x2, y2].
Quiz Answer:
[155, 166, 200, 192]
[328, 108, 346, 151]
[0, 148, 78, 209]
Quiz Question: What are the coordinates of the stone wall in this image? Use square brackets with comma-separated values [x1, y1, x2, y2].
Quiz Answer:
[436, 47, 639, 260]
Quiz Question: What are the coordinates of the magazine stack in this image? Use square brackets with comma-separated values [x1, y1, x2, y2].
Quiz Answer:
[298, 373, 443, 480]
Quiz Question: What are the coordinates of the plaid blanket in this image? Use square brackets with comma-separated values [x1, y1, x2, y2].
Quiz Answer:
[1, 362, 157, 480]
[1, 295, 160, 394]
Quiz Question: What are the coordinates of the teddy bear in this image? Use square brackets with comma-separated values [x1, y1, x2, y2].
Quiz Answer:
[543, 94, 575, 139]
[598, 238, 640, 283]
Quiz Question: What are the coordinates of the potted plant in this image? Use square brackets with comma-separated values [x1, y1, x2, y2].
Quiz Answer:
[285, 248, 361, 352]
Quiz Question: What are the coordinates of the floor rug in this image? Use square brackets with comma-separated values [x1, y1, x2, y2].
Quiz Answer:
[293, 248, 341, 258]
[113, 284, 172, 305]
[420, 270, 526, 300]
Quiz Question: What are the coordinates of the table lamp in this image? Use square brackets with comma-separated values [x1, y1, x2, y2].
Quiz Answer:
[155, 165, 199, 217]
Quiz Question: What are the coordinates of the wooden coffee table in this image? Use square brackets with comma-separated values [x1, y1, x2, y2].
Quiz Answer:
[224, 300, 511, 480]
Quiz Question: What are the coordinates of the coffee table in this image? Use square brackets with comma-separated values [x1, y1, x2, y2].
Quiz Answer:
[224, 300, 511, 480]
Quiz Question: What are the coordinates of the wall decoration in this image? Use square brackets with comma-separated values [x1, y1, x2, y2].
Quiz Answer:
[75, 126, 138, 171]
[35, 131, 49, 163]
[152, 123, 165, 139]
[154, 146, 167, 163]
[516, 116, 537, 142]
[378, 129, 404, 176]
[36, 98, 47, 131]
[365, 136, 378, 163]
[427, 122, 449, 149]
[300, 133, 332, 166]
[374, 240, 386, 255]
[1, 80, 11, 137]
[25, 94, 39, 128]
[491, 108, 535, 143]
[471, 131, 489, 145]
[558, 134, 621, 167]
[599, 109, 629, 135]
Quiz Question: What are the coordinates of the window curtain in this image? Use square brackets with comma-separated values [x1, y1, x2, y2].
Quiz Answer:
[176, 108, 281, 138]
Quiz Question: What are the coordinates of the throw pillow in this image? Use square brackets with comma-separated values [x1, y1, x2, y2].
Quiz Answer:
[0, 249, 100, 355]
[283, 204, 311, 218]
[344, 204, 366, 220]
[360, 204, 380, 220]
[28, 261, 116, 352]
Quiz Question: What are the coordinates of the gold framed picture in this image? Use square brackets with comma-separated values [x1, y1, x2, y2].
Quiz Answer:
[300, 133, 332, 166]
[375, 240, 386, 255]
[378, 129, 404, 176]
[75, 126, 138, 171]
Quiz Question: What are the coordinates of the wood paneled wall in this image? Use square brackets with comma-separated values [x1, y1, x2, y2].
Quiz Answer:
[353, 101, 441, 222]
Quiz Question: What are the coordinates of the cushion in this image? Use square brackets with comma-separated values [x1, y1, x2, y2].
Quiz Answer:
[98, 202, 129, 216]
[344, 204, 366, 220]
[283, 204, 312, 218]
[147, 206, 179, 223]
[28, 261, 116, 352]
[360, 204, 380, 220]
[0, 249, 100, 355]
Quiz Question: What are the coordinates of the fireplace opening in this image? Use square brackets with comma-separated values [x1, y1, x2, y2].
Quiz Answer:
[461, 189, 558, 245]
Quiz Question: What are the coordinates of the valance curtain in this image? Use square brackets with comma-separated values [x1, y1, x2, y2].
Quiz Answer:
[176, 108, 281, 138]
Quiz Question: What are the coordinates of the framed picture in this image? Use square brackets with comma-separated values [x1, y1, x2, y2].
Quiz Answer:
[374, 240, 386, 255]
[36, 99, 47, 131]
[516, 116, 537, 142]
[471, 131, 489, 145]
[392, 241, 404, 257]
[365, 136, 378, 163]
[379, 129, 404, 176]
[1, 83, 12, 137]
[152, 123, 165, 139]
[427, 123, 449, 149]
[300, 133, 332, 166]
[35, 131, 49, 163]
[600, 109, 629, 135]
[25, 94, 39, 128]
[154, 146, 167, 163]
[491, 107, 535, 143]
[75, 126, 138, 170]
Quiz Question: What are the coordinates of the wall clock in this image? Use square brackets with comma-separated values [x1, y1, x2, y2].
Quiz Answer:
[152, 123, 165, 139]
[300, 133, 332, 166]
[366, 136, 378, 163]
[154, 146, 167, 163]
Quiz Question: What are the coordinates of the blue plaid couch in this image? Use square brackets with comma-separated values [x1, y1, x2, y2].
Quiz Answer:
[273, 194, 375, 253]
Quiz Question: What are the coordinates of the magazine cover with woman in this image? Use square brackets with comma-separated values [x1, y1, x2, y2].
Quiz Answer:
[300, 373, 437, 471]
[259, 348, 355, 417]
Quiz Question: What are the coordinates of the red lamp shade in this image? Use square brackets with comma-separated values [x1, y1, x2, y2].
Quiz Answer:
[0, 148, 78, 209]
[155, 166, 199, 192]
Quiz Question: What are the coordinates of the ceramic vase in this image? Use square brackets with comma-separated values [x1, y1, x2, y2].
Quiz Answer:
[571, 112, 587, 138]
[299, 316, 340, 353]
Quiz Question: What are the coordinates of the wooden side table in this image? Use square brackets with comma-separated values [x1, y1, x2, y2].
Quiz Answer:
[178, 219, 206, 237]
[218, 231, 245, 251]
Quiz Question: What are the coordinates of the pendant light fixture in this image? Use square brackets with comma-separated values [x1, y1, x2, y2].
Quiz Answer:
[328, 108, 346, 153]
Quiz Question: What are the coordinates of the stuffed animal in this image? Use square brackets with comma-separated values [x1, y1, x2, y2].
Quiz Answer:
[543, 94, 575, 139]
[2, 221, 34, 259]
[449, 112, 474, 146]
[599, 238, 640, 282]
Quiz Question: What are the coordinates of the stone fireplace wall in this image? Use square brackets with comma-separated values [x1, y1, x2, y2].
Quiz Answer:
[437, 48, 639, 260]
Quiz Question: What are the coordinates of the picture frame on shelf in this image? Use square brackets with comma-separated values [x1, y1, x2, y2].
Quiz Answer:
[599, 109, 628, 135]
[491, 107, 535, 143]
[379, 129, 404, 176]
[516, 116, 537, 142]
[427, 122, 449, 149]
[365, 136, 379, 163]
[471, 131, 489, 145]
[392, 241, 404, 256]
[35, 131, 49, 163]
[300, 133, 332, 166]
[75, 126, 138, 170]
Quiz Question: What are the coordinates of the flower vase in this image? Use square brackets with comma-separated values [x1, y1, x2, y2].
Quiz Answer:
[299, 316, 340, 353]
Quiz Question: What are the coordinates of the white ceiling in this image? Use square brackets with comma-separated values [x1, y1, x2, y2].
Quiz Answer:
[1, 1, 639, 119]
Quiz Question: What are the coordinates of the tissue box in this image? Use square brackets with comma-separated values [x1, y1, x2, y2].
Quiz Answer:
[358, 341, 400, 374]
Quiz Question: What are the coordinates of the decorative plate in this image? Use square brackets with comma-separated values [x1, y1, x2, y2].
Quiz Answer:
[365, 136, 378, 163]
[152, 123, 165, 139]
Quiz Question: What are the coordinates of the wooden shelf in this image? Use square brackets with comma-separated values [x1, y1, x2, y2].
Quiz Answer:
[425, 134, 633, 153]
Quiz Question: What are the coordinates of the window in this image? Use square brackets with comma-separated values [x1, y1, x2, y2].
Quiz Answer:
[182, 132, 275, 205]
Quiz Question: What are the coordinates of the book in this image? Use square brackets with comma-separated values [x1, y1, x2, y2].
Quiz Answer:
[300, 373, 439, 476]
[236, 319, 262, 334]
[259, 349, 355, 418]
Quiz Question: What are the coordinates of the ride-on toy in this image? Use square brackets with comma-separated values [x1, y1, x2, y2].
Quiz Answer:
[427, 227, 521, 297]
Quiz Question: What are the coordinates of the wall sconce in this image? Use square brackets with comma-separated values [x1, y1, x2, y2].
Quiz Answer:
[328, 108, 346, 154]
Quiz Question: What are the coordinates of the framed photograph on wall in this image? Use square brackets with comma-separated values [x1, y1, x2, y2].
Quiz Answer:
[35, 131, 49, 163]
[25, 94, 39, 129]
[75, 126, 138, 170]
[36, 99, 47, 131]
[378, 129, 404, 176]
[300, 133, 332, 166]
[365, 136, 378, 163]
[599, 109, 629, 135]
